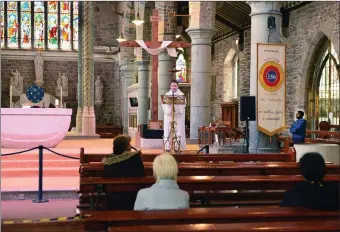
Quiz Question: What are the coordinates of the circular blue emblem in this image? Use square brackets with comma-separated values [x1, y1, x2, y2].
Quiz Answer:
[266, 70, 277, 83]
[26, 84, 45, 103]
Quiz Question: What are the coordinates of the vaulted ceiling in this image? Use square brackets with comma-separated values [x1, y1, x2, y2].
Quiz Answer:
[178, 1, 312, 43]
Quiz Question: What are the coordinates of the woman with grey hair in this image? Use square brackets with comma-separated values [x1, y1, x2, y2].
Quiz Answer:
[134, 152, 189, 210]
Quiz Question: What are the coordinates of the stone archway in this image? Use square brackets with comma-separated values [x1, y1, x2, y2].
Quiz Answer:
[223, 41, 239, 102]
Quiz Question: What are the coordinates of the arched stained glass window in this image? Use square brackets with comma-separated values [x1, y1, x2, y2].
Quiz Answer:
[176, 48, 187, 83]
[318, 41, 339, 125]
[1, 1, 78, 50]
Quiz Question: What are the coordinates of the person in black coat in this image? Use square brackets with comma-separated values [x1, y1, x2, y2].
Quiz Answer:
[280, 152, 339, 210]
[102, 135, 145, 210]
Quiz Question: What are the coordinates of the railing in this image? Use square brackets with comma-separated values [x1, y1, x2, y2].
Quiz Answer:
[2, 145, 79, 203]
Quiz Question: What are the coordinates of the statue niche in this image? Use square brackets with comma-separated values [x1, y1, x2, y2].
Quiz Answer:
[56, 73, 68, 97]
[10, 70, 24, 96]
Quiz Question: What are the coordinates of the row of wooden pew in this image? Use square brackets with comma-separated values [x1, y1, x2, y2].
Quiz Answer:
[77, 148, 340, 231]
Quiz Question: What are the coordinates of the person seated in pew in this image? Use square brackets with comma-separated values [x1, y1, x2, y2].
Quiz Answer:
[102, 135, 145, 210]
[281, 152, 339, 210]
[134, 152, 189, 210]
[289, 110, 307, 144]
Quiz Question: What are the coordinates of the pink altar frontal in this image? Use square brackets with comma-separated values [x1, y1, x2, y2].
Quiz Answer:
[1, 108, 72, 149]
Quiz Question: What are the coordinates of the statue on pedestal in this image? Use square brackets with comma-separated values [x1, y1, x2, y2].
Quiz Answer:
[10, 70, 23, 96]
[34, 51, 44, 86]
[95, 76, 103, 107]
[56, 73, 68, 97]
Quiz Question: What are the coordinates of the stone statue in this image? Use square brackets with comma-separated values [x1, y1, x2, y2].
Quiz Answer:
[56, 73, 68, 97]
[10, 70, 23, 96]
[95, 76, 103, 106]
[34, 51, 44, 86]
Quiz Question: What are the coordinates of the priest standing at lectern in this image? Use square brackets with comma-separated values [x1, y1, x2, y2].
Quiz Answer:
[162, 80, 186, 151]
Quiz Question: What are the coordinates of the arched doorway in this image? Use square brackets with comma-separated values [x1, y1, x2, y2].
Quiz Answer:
[308, 39, 339, 129]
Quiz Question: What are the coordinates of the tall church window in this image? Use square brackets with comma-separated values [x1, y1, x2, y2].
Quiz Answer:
[1, 1, 78, 50]
[232, 57, 239, 99]
[318, 41, 339, 124]
[176, 48, 187, 83]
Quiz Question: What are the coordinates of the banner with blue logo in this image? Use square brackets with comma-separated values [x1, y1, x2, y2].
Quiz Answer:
[257, 43, 286, 136]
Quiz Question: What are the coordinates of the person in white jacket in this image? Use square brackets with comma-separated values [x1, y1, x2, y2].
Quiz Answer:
[134, 152, 189, 210]
[161, 80, 186, 151]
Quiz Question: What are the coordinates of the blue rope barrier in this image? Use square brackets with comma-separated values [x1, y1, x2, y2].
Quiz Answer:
[1, 146, 40, 156]
[43, 147, 80, 160]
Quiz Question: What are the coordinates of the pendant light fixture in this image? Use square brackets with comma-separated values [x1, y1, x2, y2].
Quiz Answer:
[132, 2, 144, 26]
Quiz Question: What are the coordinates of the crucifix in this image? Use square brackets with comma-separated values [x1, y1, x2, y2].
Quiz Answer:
[119, 9, 190, 122]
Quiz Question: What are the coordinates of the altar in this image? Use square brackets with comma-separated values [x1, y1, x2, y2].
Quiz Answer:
[1, 108, 72, 149]
[295, 143, 340, 165]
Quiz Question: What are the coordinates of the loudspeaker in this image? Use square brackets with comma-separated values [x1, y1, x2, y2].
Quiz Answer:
[240, 96, 256, 121]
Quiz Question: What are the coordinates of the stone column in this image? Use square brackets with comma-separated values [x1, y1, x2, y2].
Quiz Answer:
[158, 51, 174, 120]
[156, 2, 176, 121]
[81, 1, 96, 136]
[76, 1, 83, 133]
[186, 2, 216, 140]
[120, 62, 136, 133]
[135, 61, 150, 125]
[248, 2, 282, 153]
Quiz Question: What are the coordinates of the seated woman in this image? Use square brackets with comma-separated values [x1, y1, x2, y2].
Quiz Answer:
[134, 152, 189, 210]
[280, 152, 339, 210]
[102, 135, 144, 210]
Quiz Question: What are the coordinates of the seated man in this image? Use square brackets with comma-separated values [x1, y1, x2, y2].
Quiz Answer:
[102, 135, 145, 210]
[289, 110, 307, 144]
[134, 152, 189, 210]
[280, 152, 339, 210]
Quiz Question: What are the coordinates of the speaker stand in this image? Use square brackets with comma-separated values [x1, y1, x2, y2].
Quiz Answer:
[245, 118, 250, 154]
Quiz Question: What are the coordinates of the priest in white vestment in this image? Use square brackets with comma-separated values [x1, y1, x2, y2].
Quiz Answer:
[162, 80, 186, 151]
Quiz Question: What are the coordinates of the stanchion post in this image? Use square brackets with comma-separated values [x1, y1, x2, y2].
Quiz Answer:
[205, 145, 209, 154]
[33, 145, 49, 203]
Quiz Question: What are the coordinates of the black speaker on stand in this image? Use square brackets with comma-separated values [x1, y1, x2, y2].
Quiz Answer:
[240, 96, 256, 153]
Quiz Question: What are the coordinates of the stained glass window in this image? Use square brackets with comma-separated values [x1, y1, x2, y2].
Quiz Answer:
[20, 2, 31, 49]
[73, 1, 79, 50]
[34, 1, 45, 49]
[2, 1, 78, 51]
[176, 49, 187, 83]
[47, 1, 58, 49]
[60, 1, 71, 50]
[7, 1, 18, 48]
[1, 2, 4, 48]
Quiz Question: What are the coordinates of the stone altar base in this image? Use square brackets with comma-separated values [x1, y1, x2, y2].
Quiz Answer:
[295, 143, 340, 165]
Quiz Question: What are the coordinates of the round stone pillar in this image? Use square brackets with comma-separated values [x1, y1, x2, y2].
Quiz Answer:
[158, 51, 174, 120]
[186, 28, 215, 139]
[120, 62, 136, 133]
[135, 61, 150, 125]
[248, 1, 282, 153]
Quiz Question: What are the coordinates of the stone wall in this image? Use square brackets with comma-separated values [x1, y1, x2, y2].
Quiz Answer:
[1, 59, 121, 127]
[282, 1, 340, 125]
[211, 29, 251, 122]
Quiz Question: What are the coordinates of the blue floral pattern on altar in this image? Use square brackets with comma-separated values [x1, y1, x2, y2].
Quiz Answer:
[26, 84, 45, 103]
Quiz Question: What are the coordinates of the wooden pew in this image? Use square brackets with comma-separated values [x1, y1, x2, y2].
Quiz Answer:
[1, 220, 83, 232]
[79, 206, 340, 231]
[80, 162, 340, 177]
[108, 220, 340, 232]
[78, 175, 339, 209]
[79, 147, 296, 164]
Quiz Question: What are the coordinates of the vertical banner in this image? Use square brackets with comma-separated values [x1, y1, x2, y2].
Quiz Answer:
[257, 43, 286, 136]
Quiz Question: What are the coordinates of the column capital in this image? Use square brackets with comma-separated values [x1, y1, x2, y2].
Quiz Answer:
[185, 28, 216, 45]
[247, 1, 282, 17]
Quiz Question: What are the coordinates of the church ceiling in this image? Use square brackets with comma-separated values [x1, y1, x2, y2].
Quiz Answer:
[180, 1, 312, 43]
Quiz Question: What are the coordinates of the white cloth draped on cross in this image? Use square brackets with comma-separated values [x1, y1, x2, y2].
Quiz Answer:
[135, 40, 177, 57]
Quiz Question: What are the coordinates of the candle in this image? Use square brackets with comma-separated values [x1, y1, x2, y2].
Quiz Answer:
[60, 86, 63, 108]
[55, 99, 59, 107]
[9, 85, 12, 108]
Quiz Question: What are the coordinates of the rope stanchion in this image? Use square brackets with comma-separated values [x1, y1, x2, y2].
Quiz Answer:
[43, 147, 80, 160]
[197, 145, 209, 154]
[32, 145, 48, 203]
[1, 146, 40, 156]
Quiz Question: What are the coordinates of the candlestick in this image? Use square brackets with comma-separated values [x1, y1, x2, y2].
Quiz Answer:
[9, 85, 12, 108]
[60, 86, 63, 108]
[55, 99, 59, 108]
